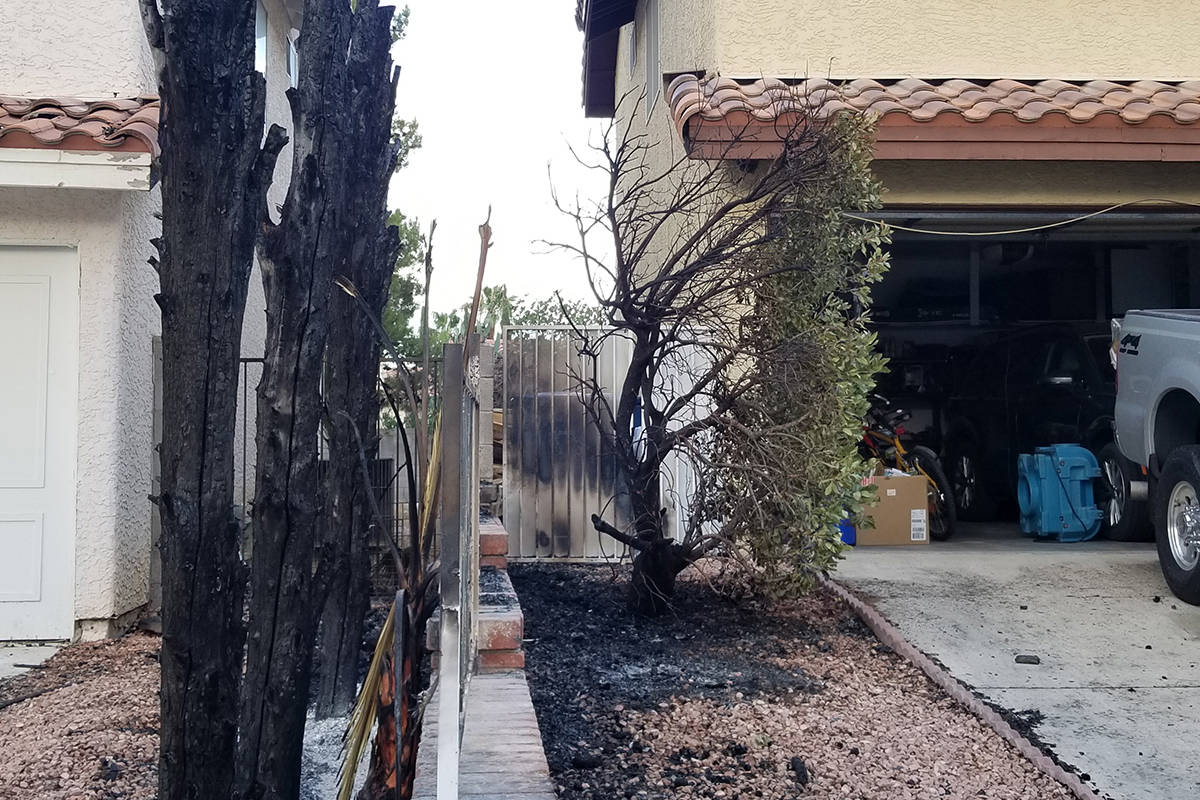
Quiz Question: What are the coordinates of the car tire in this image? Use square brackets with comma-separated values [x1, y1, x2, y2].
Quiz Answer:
[1097, 442, 1152, 542]
[1153, 446, 1200, 605]
[944, 438, 997, 521]
[908, 445, 957, 541]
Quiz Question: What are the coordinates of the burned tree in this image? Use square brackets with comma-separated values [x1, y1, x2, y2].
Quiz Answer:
[139, 2, 285, 797]
[556, 96, 887, 613]
[236, 1, 401, 797]
[311, 81, 413, 728]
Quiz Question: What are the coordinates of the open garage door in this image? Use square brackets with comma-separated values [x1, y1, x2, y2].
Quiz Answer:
[868, 211, 1198, 534]
[871, 214, 1200, 449]
[0, 246, 78, 640]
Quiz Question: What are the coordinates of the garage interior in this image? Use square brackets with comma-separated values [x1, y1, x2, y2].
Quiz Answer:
[868, 209, 1200, 531]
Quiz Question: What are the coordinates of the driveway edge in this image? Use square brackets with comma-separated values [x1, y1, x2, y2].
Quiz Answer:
[821, 576, 1103, 800]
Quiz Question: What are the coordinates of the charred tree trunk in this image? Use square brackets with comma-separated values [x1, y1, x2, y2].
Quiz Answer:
[313, 222, 395, 720]
[139, 2, 284, 798]
[236, 2, 402, 795]
[358, 596, 437, 800]
[311, 378, 374, 719]
[625, 460, 690, 614]
[235, 4, 347, 793]
[629, 541, 692, 615]
[311, 0, 405, 723]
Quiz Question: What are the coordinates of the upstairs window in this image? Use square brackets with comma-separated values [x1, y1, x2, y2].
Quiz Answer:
[646, 0, 660, 119]
[255, 2, 268, 74]
[286, 33, 298, 87]
[628, 18, 637, 76]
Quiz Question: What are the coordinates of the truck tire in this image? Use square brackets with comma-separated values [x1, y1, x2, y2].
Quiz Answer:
[1153, 446, 1200, 605]
[1097, 442, 1152, 542]
[944, 437, 996, 521]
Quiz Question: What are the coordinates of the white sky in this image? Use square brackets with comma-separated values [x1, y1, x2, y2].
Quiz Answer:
[388, 0, 610, 314]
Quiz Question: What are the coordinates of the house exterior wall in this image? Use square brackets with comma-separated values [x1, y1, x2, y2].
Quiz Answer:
[0, 0, 298, 638]
[712, 0, 1200, 81]
[611, 0, 1200, 210]
[0, 186, 158, 634]
[0, 0, 155, 97]
[874, 160, 1200, 207]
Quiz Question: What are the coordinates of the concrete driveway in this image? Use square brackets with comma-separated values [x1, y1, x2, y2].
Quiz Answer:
[837, 523, 1199, 800]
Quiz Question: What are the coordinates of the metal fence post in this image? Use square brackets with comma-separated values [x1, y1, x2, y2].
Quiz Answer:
[437, 341, 463, 799]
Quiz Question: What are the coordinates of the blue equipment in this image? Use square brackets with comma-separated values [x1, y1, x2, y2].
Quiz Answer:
[1017, 444, 1103, 542]
[837, 517, 856, 546]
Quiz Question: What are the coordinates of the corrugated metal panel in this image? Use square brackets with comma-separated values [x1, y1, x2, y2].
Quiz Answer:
[503, 327, 632, 560]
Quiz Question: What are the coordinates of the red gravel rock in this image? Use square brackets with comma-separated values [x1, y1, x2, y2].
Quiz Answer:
[0, 632, 159, 800]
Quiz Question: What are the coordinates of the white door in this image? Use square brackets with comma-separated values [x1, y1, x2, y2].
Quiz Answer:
[0, 246, 77, 640]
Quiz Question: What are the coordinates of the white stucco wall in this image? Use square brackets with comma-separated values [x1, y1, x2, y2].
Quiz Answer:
[0, 186, 159, 631]
[0, 0, 299, 636]
[0, 0, 155, 97]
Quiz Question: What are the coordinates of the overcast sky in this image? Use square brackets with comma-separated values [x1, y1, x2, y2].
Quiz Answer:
[388, 0, 609, 314]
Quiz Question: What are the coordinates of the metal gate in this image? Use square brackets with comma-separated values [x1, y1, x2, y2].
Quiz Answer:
[437, 337, 480, 797]
[502, 326, 632, 560]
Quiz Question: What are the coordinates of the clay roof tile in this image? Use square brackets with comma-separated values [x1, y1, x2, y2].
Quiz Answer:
[668, 76, 1200, 139]
[0, 94, 159, 155]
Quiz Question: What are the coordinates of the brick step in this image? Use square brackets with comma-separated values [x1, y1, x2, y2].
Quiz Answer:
[428, 560, 526, 672]
[479, 518, 509, 569]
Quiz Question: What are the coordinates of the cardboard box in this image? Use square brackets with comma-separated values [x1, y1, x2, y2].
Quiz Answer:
[857, 474, 929, 546]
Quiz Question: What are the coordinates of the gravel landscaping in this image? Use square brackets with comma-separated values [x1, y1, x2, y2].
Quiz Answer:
[0, 632, 159, 800]
[511, 563, 1076, 800]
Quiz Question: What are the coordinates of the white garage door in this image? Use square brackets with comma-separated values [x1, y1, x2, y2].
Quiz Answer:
[0, 246, 77, 640]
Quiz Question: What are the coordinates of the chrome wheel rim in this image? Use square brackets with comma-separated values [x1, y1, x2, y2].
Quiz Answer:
[1166, 480, 1200, 571]
[954, 455, 975, 510]
[1103, 457, 1125, 528]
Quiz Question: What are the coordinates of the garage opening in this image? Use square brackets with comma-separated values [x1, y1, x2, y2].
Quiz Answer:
[868, 211, 1200, 540]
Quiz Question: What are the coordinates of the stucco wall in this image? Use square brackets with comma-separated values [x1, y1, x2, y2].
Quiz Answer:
[713, 0, 1200, 80]
[0, 0, 299, 634]
[0, 0, 155, 97]
[613, 1, 765, 280]
[0, 186, 159, 629]
[875, 161, 1200, 207]
[657, 0, 717, 78]
[615, 0, 1200, 211]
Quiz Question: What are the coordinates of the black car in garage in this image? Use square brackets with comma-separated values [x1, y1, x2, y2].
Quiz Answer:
[940, 324, 1149, 540]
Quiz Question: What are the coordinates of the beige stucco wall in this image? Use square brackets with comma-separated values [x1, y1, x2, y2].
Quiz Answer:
[875, 161, 1200, 207]
[615, 0, 1200, 210]
[713, 0, 1200, 81]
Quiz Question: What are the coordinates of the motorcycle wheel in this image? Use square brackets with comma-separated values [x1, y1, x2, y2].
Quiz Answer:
[907, 445, 957, 541]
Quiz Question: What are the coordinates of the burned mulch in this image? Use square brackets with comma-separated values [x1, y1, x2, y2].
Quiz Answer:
[0, 632, 159, 800]
[511, 564, 1075, 800]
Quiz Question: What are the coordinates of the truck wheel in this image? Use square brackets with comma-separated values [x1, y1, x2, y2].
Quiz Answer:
[1098, 442, 1152, 542]
[945, 439, 996, 521]
[1153, 446, 1200, 605]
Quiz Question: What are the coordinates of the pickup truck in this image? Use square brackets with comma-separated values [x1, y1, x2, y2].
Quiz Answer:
[1113, 310, 1200, 604]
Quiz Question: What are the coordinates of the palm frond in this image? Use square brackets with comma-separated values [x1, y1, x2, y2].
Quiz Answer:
[337, 604, 394, 800]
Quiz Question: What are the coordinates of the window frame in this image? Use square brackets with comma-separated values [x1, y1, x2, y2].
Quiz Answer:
[286, 32, 299, 88]
[645, 0, 660, 120]
[255, 1, 268, 75]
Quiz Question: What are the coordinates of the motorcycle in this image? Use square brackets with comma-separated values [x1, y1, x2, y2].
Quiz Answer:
[859, 394, 957, 541]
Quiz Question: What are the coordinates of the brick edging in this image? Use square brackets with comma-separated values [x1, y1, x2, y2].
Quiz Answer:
[821, 576, 1104, 800]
